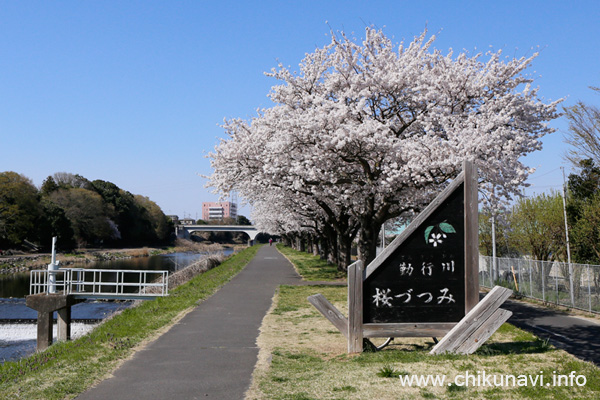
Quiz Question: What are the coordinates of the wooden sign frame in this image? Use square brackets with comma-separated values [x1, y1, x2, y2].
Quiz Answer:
[309, 160, 481, 353]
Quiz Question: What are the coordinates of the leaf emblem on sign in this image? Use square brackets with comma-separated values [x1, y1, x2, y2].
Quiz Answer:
[424, 226, 435, 243]
[425, 222, 456, 246]
[438, 222, 456, 234]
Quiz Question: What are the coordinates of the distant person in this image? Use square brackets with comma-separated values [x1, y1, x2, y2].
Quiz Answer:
[269, 238, 273, 246]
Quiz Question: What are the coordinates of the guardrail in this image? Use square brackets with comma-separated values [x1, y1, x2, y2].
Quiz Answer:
[30, 268, 169, 300]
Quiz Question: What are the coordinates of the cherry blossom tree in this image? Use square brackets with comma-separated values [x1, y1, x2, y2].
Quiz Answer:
[209, 27, 561, 268]
[248, 182, 359, 268]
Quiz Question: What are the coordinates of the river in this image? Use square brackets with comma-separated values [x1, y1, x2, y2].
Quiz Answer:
[0, 249, 233, 363]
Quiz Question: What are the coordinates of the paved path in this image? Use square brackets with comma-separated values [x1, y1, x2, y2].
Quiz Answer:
[504, 299, 600, 365]
[77, 245, 300, 400]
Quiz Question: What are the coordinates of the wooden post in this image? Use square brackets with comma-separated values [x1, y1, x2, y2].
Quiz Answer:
[348, 260, 364, 353]
[463, 160, 479, 313]
[430, 286, 512, 355]
[307, 294, 348, 339]
[454, 308, 512, 354]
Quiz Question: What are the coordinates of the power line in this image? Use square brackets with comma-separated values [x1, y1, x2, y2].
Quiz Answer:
[526, 167, 562, 180]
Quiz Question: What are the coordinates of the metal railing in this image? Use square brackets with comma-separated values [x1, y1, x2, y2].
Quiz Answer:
[30, 268, 169, 299]
[480, 256, 600, 314]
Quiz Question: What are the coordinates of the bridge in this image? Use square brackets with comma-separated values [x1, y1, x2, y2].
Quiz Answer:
[176, 224, 261, 243]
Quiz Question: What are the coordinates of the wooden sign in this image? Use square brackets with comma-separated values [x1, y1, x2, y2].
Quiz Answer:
[310, 161, 510, 353]
[364, 181, 469, 324]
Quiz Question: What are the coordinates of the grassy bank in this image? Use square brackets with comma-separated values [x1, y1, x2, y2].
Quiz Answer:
[248, 246, 600, 399]
[248, 284, 600, 400]
[276, 244, 345, 282]
[0, 244, 262, 400]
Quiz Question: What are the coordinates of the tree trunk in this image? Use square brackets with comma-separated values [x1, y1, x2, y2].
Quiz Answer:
[306, 235, 313, 254]
[357, 222, 381, 268]
[298, 235, 305, 252]
[327, 238, 337, 265]
[313, 236, 320, 257]
[318, 237, 328, 260]
[337, 233, 352, 271]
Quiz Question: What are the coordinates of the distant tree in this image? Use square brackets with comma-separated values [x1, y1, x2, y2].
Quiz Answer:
[0, 171, 173, 250]
[568, 159, 600, 201]
[478, 210, 514, 257]
[570, 194, 600, 264]
[90, 180, 135, 245]
[206, 217, 236, 225]
[567, 159, 600, 263]
[40, 176, 59, 196]
[53, 172, 91, 190]
[134, 195, 173, 244]
[0, 172, 41, 249]
[508, 192, 566, 262]
[91, 180, 171, 246]
[38, 199, 76, 250]
[49, 188, 118, 248]
[236, 215, 251, 225]
[507, 192, 568, 291]
[564, 87, 600, 166]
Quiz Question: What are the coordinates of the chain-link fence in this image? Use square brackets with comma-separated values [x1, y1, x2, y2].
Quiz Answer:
[480, 256, 600, 314]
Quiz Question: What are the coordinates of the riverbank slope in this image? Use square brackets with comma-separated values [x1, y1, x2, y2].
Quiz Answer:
[0, 239, 243, 273]
[0, 245, 261, 400]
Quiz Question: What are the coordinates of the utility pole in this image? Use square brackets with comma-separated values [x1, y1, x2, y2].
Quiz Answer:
[561, 167, 574, 307]
[491, 211, 497, 282]
[490, 187, 498, 283]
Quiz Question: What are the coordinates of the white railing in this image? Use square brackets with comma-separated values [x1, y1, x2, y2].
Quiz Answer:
[30, 268, 169, 299]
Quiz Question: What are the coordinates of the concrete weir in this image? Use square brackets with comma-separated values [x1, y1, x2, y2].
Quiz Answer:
[25, 294, 84, 351]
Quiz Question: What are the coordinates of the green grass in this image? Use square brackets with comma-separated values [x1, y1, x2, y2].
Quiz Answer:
[272, 284, 346, 316]
[0, 244, 262, 400]
[276, 244, 345, 281]
[249, 285, 600, 400]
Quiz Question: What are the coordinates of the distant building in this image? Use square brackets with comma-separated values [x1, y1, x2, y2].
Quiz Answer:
[180, 218, 195, 225]
[202, 202, 237, 221]
[167, 215, 180, 224]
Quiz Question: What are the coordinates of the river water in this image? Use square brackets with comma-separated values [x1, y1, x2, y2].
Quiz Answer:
[0, 249, 233, 363]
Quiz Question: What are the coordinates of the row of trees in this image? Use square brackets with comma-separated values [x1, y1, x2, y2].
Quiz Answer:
[209, 27, 560, 270]
[0, 171, 173, 251]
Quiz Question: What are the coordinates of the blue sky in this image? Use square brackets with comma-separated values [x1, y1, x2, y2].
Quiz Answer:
[1, 1, 598, 219]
